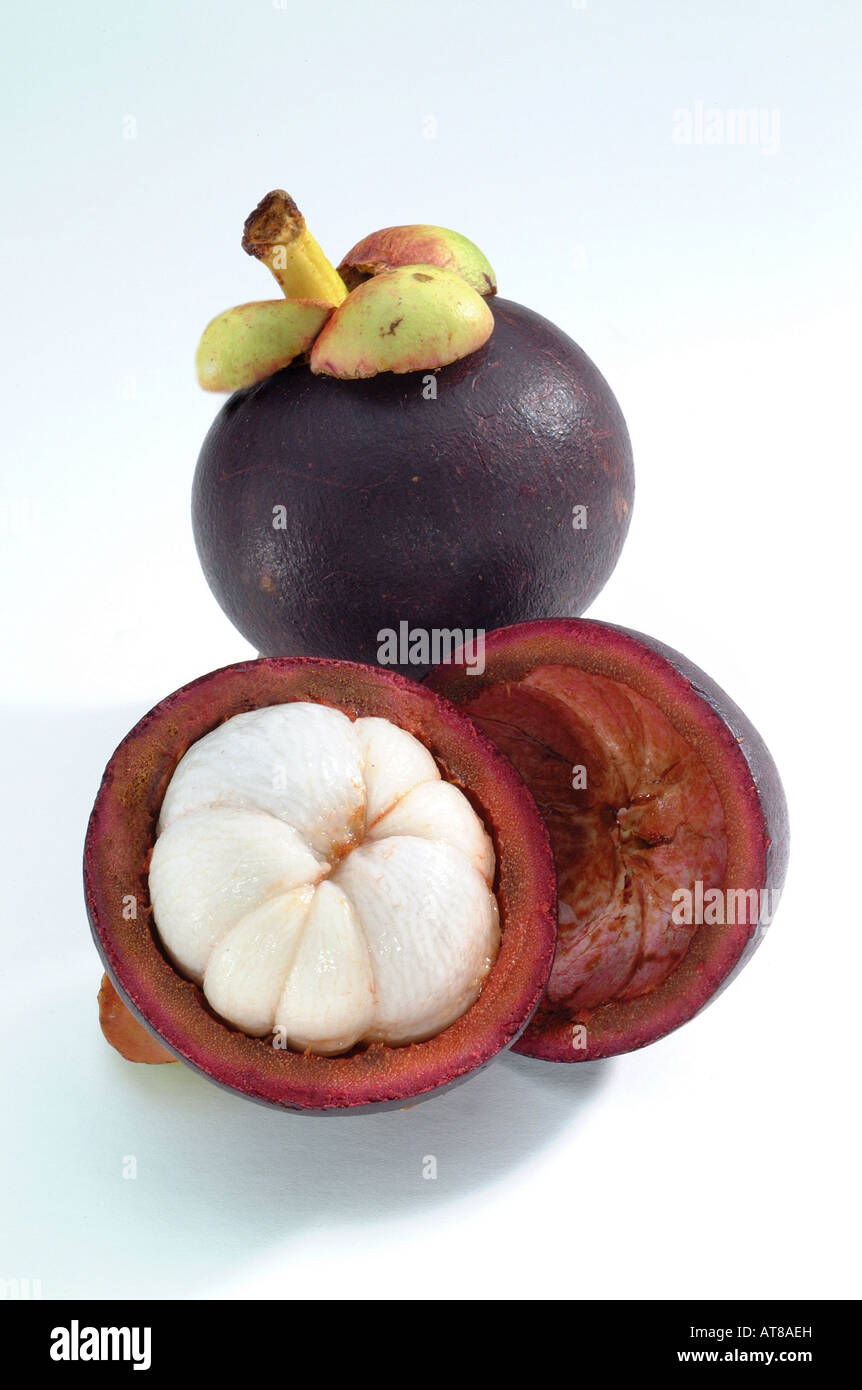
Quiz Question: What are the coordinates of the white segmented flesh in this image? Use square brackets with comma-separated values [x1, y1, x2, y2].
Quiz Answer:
[332, 837, 500, 1046]
[352, 715, 440, 827]
[157, 702, 365, 858]
[149, 806, 326, 982]
[368, 778, 496, 885]
[273, 881, 376, 1056]
[204, 886, 316, 1035]
[149, 704, 499, 1054]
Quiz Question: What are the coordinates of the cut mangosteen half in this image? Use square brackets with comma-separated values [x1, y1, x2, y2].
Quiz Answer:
[84, 658, 557, 1112]
[426, 619, 789, 1062]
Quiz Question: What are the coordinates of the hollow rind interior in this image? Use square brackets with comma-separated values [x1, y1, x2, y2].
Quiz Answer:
[466, 667, 729, 1013]
[426, 620, 789, 1062]
[84, 658, 557, 1110]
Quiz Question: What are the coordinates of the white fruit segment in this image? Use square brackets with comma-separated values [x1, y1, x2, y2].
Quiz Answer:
[273, 882, 375, 1056]
[149, 807, 326, 981]
[157, 703, 365, 858]
[149, 703, 499, 1054]
[204, 886, 316, 1035]
[368, 779, 495, 883]
[332, 837, 500, 1046]
[353, 716, 440, 827]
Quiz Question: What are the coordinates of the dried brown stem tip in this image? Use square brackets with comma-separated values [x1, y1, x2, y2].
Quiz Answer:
[242, 190, 348, 306]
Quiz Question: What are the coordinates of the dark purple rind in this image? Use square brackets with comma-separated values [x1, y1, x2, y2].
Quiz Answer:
[83, 657, 557, 1111]
[192, 299, 634, 674]
[426, 619, 789, 1062]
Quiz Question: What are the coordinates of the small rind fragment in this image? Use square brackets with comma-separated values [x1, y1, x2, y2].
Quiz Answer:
[339, 225, 497, 296]
[310, 266, 494, 379]
[98, 974, 176, 1064]
[196, 299, 332, 392]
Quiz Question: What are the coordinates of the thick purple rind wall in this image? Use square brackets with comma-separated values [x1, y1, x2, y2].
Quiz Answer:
[192, 299, 634, 674]
[426, 619, 790, 1063]
[83, 657, 557, 1112]
[616, 623, 790, 918]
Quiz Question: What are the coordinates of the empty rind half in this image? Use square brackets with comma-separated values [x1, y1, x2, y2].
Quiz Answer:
[426, 620, 789, 1062]
[83, 658, 557, 1111]
[149, 702, 499, 1055]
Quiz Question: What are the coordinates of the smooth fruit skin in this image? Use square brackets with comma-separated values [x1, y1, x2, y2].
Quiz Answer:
[83, 657, 557, 1112]
[427, 619, 790, 1062]
[192, 299, 634, 674]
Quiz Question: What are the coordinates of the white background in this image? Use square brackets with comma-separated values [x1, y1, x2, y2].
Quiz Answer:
[2, 0, 860, 1300]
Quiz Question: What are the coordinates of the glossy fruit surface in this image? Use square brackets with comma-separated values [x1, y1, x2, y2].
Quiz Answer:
[192, 300, 634, 673]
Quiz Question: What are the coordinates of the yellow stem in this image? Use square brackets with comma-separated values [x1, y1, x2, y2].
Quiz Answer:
[242, 190, 348, 307]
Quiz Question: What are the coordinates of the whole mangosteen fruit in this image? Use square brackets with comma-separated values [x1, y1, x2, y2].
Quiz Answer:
[191, 192, 634, 673]
[427, 619, 789, 1062]
[83, 656, 557, 1112]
